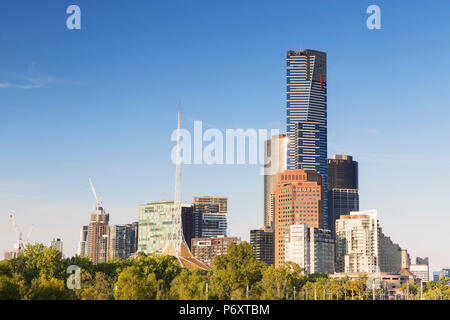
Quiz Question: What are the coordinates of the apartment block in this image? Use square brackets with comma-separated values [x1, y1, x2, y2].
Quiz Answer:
[191, 236, 240, 266]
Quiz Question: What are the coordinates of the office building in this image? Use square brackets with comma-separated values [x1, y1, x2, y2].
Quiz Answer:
[264, 134, 288, 227]
[433, 269, 450, 283]
[327, 155, 359, 232]
[416, 257, 429, 265]
[433, 271, 441, 283]
[109, 224, 137, 260]
[410, 264, 429, 284]
[50, 238, 63, 254]
[285, 224, 334, 274]
[130, 221, 139, 255]
[285, 224, 310, 271]
[192, 196, 228, 240]
[379, 233, 403, 274]
[274, 169, 324, 267]
[286, 49, 328, 227]
[327, 155, 358, 189]
[77, 226, 88, 257]
[191, 236, 240, 266]
[250, 226, 275, 266]
[309, 227, 335, 273]
[138, 201, 194, 255]
[86, 206, 110, 264]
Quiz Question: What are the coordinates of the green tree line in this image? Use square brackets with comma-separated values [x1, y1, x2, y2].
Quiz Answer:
[0, 242, 448, 300]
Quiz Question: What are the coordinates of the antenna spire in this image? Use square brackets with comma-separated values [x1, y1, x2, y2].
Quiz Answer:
[174, 101, 182, 203]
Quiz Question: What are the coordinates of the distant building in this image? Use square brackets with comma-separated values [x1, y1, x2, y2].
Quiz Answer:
[250, 226, 274, 266]
[335, 210, 408, 274]
[264, 134, 288, 228]
[109, 224, 137, 260]
[130, 221, 139, 255]
[3, 251, 18, 260]
[191, 236, 240, 266]
[331, 272, 415, 296]
[50, 238, 63, 254]
[327, 155, 359, 233]
[432, 270, 450, 283]
[401, 249, 411, 269]
[285, 225, 309, 271]
[285, 224, 334, 274]
[77, 226, 88, 257]
[336, 210, 379, 273]
[379, 234, 403, 274]
[416, 257, 429, 265]
[410, 264, 429, 284]
[192, 196, 228, 240]
[327, 155, 358, 189]
[86, 206, 110, 264]
[138, 201, 193, 255]
[274, 169, 324, 267]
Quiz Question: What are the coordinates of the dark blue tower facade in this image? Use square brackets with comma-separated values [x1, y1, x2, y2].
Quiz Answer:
[286, 49, 328, 228]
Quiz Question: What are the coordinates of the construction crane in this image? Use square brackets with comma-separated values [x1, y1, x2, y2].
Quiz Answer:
[26, 224, 33, 244]
[89, 176, 102, 209]
[9, 212, 24, 252]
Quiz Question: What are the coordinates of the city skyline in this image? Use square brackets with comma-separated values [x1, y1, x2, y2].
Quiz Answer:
[1, 0, 450, 276]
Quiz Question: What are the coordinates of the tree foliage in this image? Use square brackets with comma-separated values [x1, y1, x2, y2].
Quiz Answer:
[1, 242, 450, 300]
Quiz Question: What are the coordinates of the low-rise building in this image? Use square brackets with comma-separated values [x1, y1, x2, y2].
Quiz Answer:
[331, 271, 415, 296]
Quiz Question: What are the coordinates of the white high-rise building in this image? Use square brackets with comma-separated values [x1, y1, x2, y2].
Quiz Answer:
[285, 224, 334, 274]
[77, 225, 88, 256]
[336, 210, 409, 275]
[335, 210, 380, 273]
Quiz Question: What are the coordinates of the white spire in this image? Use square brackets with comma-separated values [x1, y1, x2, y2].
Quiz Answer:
[174, 101, 182, 204]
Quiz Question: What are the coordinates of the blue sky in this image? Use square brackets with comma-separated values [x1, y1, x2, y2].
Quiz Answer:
[1, 0, 449, 273]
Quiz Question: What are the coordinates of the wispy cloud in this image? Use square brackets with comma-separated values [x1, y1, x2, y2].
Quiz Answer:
[0, 74, 56, 89]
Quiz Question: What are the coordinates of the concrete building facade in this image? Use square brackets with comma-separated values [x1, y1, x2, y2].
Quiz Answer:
[264, 134, 288, 228]
[274, 169, 324, 267]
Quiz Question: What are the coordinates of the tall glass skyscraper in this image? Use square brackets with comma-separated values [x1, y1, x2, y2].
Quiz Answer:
[286, 49, 328, 226]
